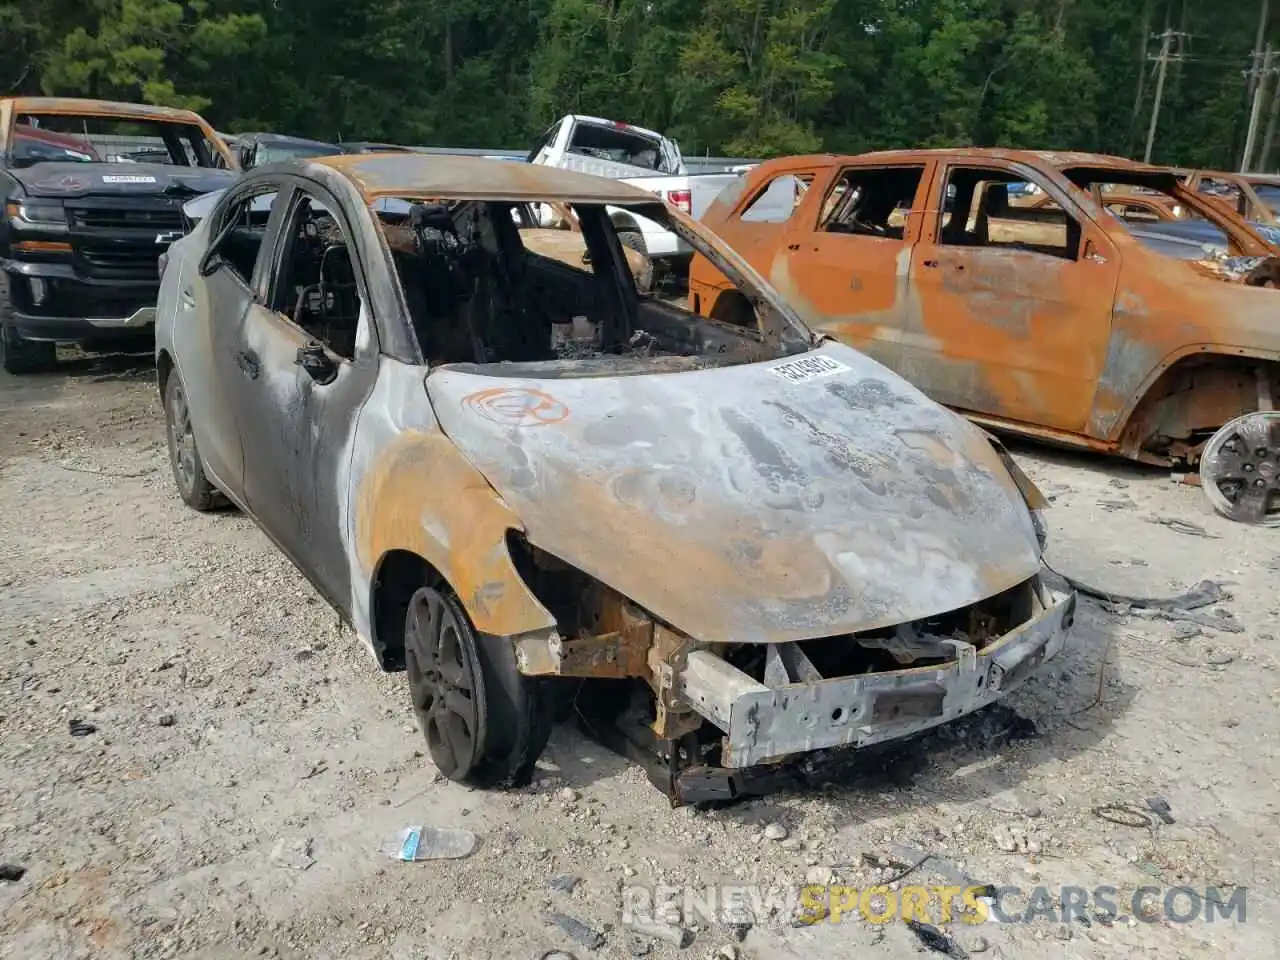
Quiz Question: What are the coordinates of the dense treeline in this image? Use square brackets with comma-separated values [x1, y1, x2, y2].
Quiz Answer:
[2, 0, 1277, 169]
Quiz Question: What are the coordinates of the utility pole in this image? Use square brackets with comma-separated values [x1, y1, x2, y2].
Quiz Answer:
[1145, 29, 1184, 164]
[1261, 63, 1280, 171]
[1243, 45, 1276, 172]
[1248, 0, 1271, 103]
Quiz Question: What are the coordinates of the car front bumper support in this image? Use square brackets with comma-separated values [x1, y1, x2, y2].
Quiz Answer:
[677, 584, 1076, 769]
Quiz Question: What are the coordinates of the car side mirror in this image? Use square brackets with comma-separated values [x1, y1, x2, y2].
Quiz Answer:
[296, 341, 338, 385]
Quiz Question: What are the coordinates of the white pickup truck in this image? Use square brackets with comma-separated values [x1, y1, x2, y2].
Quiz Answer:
[526, 114, 746, 263]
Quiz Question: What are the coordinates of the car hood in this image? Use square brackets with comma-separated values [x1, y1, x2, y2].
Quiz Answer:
[9, 163, 236, 199]
[426, 342, 1042, 646]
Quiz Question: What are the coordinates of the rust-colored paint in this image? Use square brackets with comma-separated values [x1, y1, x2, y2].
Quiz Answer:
[1179, 169, 1279, 226]
[691, 148, 1280, 464]
[354, 429, 556, 638]
[0, 96, 239, 169]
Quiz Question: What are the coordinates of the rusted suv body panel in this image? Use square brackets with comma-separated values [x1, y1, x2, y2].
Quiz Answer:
[1176, 169, 1280, 226]
[691, 149, 1280, 464]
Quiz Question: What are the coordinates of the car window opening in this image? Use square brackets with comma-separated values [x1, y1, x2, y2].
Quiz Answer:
[940, 167, 1080, 261]
[372, 196, 811, 376]
[12, 113, 222, 169]
[566, 121, 674, 174]
[820, 166, 924, 240]
[268, 196, 363, 360]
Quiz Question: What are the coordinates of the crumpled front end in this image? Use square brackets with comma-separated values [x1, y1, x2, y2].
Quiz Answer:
[677, 575, 1075, 769]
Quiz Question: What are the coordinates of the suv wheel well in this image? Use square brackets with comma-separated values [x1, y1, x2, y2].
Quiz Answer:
[1119, 354, 1278, 464]
[371, 550, 445, 671]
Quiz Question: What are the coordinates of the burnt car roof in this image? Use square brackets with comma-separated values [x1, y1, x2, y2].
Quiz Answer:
[2, 97, 210, 125]
[311, 153, 662, 204]
[774, 148, 1169, 175]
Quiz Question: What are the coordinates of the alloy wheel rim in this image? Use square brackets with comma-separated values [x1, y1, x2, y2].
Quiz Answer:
[1200, 411, 1280, 525]
[404, 590, 483, 778]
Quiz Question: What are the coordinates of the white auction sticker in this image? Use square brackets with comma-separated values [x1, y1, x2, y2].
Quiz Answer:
[102, 175, 157, 184]
[768, 354, 850, 383]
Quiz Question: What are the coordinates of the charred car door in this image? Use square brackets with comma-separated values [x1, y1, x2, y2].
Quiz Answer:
[905, 162, 1119, 433]
[780, 161, 935, 371]
[232, 179, 380, 612]
[179, 182, 286, 500]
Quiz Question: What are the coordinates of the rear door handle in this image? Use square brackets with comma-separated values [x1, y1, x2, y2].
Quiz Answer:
[235, 349, 260, 379]
[179, 288, 196, 309]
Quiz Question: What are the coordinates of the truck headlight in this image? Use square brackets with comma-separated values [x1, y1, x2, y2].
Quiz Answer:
[6, 200, 67, 225]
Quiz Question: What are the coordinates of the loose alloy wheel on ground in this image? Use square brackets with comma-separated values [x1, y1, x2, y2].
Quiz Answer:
[1199, 411, 1280, 525]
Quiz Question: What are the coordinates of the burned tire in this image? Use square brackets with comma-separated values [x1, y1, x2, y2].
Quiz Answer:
[163, 372, 223, 512]
[0, 274, 57, 375]
[616, 229, 655, 294]
[404, 585, 551, 788]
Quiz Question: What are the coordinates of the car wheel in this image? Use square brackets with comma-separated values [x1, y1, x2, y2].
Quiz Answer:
[163, 372, 223, 511]
[0, 274, 57, 375]
[404, 585, 551, 788]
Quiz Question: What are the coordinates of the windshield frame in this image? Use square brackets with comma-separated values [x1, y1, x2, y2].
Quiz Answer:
[1062, 167, 1275, 257]
[1, 102, 237, 171]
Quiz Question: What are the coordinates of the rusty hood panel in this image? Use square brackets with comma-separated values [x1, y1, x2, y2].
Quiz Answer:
[425, 342, 1042, 646]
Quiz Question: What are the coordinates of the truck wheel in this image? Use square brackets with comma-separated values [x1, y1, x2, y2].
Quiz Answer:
[404, 585, 551, 788]
[616, 228, 647, 256]
[0, 274, 57, 375]
[163, 372, 223, 511]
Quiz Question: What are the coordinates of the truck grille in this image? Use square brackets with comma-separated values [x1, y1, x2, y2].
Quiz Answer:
[65, 196, 187, 281]
[68, 207, 185, 231]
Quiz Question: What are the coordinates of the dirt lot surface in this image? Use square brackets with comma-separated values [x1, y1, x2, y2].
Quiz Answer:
[2, 353, 1278, 960]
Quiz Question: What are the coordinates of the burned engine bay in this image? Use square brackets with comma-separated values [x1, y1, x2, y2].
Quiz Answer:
[371, 197, 811, 376]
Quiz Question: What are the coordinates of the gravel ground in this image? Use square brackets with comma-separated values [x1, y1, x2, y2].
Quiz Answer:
[1, 351, 1278, 960]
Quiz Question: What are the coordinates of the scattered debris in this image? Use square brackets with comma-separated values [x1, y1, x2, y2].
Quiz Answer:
[1147, 517, 1220, 538]
[557, 788, 580, 804]
[155, 713, 176, 727]
[905, 918, 968, 958]
[382, 825, 477, 861]
[1092, 804, 1154, 828]
[884, 845, 987, 888]
[548, 874, 580, 894]
[549, 912, 605, 951]
[68, 719, 96, 737]
[270, 837, 315, 870]
[957, 930, 990, 953]
[0, 864, 26, 882]
[1096, 497, 1135, 511]
[1171, 623, 1201, 641]
[625, 915, 694, 949]
[540, 952, 576, 960]
[1047, 571, 1246, 633]
[762, 822, 788, 842]
[300, 761, 328, 780]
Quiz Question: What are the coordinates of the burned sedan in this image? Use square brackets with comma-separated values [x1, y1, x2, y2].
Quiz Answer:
[154, 154, 1074, 801]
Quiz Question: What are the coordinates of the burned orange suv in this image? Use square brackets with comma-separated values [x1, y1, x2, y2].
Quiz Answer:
[690, 150, 1280, 522]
